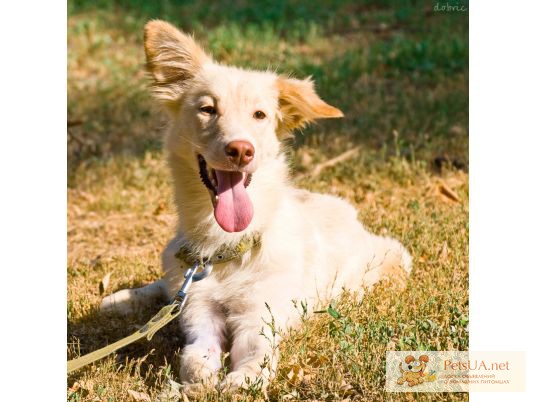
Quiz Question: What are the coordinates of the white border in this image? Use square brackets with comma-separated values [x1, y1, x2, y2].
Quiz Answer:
[0, 2, 67, 400]
[470, 0, 536, 400]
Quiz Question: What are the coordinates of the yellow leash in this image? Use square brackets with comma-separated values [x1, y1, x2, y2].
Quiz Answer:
[68, 261, 210, 373]
[67, 233, 261, 374]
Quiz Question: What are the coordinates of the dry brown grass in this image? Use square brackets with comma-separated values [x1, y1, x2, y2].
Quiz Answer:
[67, 150, 468, 401]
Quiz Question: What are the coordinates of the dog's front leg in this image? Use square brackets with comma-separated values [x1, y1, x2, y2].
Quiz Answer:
[178, 299, 226, 387]
[100, 280, 167, 315]
[220, 315, 281, 392]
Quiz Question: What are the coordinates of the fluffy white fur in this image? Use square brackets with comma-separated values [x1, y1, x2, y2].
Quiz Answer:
[101, 20, 412, 391]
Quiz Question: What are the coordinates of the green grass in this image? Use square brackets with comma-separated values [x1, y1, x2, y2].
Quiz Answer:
[68, 1, 468, 400]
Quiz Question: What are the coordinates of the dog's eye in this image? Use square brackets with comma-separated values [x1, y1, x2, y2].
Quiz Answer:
[253, 110, 266, 120]
[200, 105, 217, 115]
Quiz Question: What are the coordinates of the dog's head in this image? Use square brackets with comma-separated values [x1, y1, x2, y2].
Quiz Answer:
[144, 20, 343, 233]
[401, 355, 429, 374]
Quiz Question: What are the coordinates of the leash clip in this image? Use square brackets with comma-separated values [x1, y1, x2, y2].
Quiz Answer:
[143, 260, 213, 339]
[172, 260, 213, 304]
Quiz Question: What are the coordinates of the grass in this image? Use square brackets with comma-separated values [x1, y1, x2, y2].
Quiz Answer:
[67, 1, 468, 400]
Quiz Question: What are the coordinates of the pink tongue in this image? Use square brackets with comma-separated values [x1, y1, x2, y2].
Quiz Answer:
[213, 170, 253, 232]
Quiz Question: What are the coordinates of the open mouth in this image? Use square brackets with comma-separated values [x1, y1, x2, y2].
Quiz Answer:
[198, 155, 254, 233]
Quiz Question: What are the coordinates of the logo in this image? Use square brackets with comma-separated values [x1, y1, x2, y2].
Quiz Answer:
[386, 351, 525, 392]
[397, 354, 437, 387]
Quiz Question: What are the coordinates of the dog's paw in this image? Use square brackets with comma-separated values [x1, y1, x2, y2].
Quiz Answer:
[100, 289, 136, 315]
[219, 370, 268, 393]
[179, 356, 219, 386]
[218, 372, 245, 392]
[180, 366, 218, 388]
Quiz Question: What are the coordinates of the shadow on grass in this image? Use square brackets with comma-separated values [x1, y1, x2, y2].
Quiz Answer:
[68, 299, 185, 382]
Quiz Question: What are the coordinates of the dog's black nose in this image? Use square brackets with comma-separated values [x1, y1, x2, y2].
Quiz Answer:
[408, 365, 412, 369]
[225, 141, 255, 167]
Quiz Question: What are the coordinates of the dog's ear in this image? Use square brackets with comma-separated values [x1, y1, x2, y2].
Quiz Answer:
[419, 355, 429, 363]
[405, 355, 415, 364]
[144, 20, 211, 106]
[276, 76, 343, 137]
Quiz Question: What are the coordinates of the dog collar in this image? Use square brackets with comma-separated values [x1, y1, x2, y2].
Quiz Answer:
[174, 232, 262, 266]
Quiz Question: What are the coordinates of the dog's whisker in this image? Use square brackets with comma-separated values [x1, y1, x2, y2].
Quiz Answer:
[176, 135, 203, 149]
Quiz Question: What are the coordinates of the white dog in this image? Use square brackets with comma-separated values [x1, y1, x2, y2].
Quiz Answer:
[101, 20, 412, 390]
